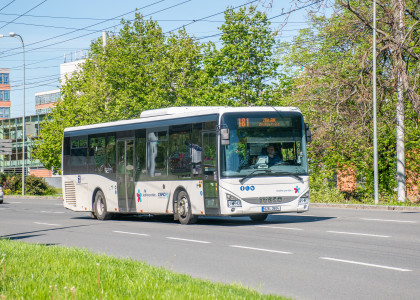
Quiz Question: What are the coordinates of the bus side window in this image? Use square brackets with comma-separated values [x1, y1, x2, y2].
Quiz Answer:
[135, 129, 146, 181]
[169, 124, 192, 178]
[88, 136, 106, 174]
[63, 137, 71, 175]
[106, 135, 116, 174]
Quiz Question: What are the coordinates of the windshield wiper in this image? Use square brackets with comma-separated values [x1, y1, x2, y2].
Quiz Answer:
[239, 169, 271, 184]
[271, 171, 305, 183]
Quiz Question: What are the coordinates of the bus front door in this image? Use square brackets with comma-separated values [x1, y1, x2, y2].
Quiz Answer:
[202, 131, 219, 214]
[117, 139, 136, 213]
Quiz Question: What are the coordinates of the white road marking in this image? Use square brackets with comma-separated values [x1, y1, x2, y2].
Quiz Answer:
[327, 231, 391, 238]
[230, 245, 292, 254]
[320, 257, 412, 272]
[113, 230, 150, 237]
[258, 225, 303, 231]
[34, 222, 60, 226]
[361, 218, 417, 224]
[166, 237, 211, 244]
[40, 211, 65, 214]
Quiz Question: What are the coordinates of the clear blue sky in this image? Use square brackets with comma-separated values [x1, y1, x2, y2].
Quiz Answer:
[0, 0, 317, 117]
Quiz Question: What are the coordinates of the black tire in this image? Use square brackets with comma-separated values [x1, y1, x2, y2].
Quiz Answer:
[94, 190, 111, 220]
[250, 214, 268, 222]
[176, 190, 197, 225]
[0, 199, 3, 204]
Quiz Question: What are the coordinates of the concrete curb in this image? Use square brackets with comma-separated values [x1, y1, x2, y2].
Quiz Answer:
[5, 195, 62, 200]
[311, 202, 420, 212]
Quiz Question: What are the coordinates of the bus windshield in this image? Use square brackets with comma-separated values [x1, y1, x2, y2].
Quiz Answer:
[220, 111, 308, 179]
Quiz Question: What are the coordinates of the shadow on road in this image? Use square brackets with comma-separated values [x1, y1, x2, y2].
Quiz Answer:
[1, 224, 92, 241]
[90, 213, 335, 226]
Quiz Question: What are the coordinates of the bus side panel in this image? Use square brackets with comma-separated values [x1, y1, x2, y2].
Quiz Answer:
[135, 180, 204, 215]
[88, 175, 119, 212]
[63, 174, 117, 213]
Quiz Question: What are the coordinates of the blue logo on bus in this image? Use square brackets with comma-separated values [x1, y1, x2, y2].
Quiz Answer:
[240, 185, 255, 191]
[137, 189, 142, 202]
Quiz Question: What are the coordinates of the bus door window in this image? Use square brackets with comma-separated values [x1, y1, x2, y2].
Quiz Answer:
[202, 131, 219, 213]
[117, 139, 136, 213]
[191, 123, 203, 176]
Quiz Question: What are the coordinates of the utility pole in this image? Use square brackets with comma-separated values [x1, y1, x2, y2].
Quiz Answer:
[372, 0, 379, 204]
[395, 0, 406, 202]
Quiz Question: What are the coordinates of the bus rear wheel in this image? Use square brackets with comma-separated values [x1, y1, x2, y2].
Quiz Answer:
[250, 214, 268, 222]
[94, 190, 111, 220]
[176, 191, 197, 225]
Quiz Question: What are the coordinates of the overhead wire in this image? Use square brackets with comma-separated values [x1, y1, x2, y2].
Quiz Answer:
[0, 0, 16, 12]
[8, 1, 320, 88]
[0, 0, 48, 30]
[0, 0, 191, 59]
[166, 0, 260, 33]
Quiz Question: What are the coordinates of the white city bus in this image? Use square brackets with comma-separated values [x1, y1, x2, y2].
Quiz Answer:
[62, 106, 311, 224]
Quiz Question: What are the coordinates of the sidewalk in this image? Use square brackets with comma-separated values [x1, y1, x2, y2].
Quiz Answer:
[311, 202, 420, 212]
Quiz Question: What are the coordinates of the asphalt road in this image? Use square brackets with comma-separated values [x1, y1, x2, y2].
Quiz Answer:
[1, 197, 419, 299]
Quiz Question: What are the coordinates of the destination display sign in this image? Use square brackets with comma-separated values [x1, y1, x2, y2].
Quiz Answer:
[237, 117, 292, 128]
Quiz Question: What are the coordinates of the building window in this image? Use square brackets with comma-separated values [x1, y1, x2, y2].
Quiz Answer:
[0, 73, 9, 84]
[0, 90, 10, 101]
[35, 92, 60, 106]
[0, 107, 10, 118]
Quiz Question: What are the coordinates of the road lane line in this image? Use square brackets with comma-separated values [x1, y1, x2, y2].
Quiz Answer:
[258, 225, 304, 231]
[113, 231, 150, 237]
[230, 245, 292, 254]
[34, 222, 60, 226]
[327, 231, 391, 238]
[320, 257, 412, 272]
[40, 211, 65, 214]
[361, 218, 417, 224]
[166, 237, 211, 244]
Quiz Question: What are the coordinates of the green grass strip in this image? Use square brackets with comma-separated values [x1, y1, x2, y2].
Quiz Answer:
[0, 239, 288, 299]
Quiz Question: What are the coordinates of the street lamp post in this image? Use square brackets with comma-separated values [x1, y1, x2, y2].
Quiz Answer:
[0, 32, 25, 195]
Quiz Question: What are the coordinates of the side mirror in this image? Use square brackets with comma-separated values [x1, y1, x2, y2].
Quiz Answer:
[305, 123, 312, 143]
[220, 128, 230, 145]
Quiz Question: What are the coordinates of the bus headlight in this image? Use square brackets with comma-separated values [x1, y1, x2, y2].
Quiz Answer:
[226, 193, 242, 207]
[299, 191, 309, 205]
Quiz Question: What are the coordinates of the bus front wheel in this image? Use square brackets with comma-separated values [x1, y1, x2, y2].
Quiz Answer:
[94, 190, 111, 220]
[176, 191, 197, 225]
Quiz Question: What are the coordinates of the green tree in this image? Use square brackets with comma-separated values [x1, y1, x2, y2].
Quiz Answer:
[277, 5, 420, 200]
[33, 13, 210, 173]
[204, 6, 279, 106]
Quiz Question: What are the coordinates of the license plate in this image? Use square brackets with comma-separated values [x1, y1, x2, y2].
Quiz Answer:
[262, 206, 281, 212]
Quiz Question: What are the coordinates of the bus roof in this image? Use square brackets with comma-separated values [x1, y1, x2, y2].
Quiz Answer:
[63, 106, 302, 135]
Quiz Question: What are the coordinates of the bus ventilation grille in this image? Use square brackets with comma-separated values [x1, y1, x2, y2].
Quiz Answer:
[64, 181, 76, 207]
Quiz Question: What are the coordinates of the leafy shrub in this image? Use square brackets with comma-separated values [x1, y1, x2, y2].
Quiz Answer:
[1, 173, 56, 195]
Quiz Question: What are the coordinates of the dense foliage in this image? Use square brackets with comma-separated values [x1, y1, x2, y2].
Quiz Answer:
[33, 3, 419, 202]
[277, 1, 420, 201]
[0, 173, 56, 195]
